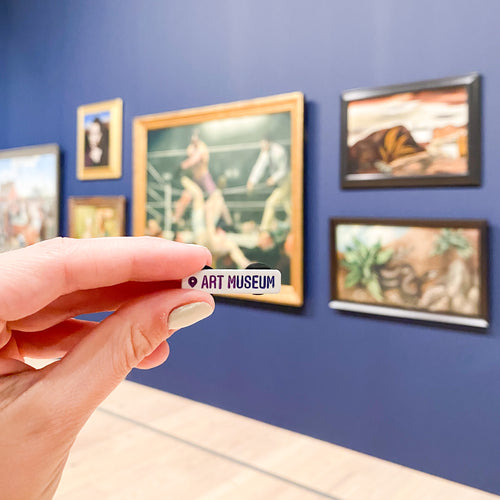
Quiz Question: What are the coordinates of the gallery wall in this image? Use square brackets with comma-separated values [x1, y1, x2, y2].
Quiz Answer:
[0, 1, 8, 143]
[2, 0, 500, 494]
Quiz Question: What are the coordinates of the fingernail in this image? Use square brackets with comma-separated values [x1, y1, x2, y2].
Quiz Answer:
[182, 244, 212, 266]
[168, 302, 214, 330]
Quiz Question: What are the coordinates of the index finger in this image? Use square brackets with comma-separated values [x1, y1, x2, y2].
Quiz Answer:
[0, 237, 212, 321]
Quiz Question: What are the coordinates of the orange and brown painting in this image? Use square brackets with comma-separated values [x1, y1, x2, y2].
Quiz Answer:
[347, 87, 469, 178]
[335, 223, 483, 317]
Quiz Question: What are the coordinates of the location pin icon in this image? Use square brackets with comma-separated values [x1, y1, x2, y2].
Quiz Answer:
[188, 276, 198, 288]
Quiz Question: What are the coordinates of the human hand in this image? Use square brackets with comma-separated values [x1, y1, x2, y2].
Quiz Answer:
[0, 237, 214, 499]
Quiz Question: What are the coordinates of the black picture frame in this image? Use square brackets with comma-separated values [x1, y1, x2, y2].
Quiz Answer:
[329, 217, 489, 328]
[340, 73, 481, 188]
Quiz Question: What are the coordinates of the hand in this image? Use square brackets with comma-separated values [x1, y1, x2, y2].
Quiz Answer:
[0, 237, 214, 499]
[246, 180, 254, 192]
[266, 177, 276, 187]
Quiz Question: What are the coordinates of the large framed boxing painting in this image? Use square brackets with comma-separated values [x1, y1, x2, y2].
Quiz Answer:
[133, 92, 304, 307]
[340, 73, 481, 188]
[329, 218, 489, 328]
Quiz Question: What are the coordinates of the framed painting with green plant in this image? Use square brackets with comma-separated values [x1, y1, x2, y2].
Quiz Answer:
[329, 218, 488, 328]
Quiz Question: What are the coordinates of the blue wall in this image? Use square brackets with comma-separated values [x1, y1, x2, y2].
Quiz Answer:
[3, 0, 500, 494]
[0, 1, 8, 142]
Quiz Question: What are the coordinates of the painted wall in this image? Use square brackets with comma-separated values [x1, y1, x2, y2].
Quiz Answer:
[0, 1, 8, 142]
[3, 0, 500, 494]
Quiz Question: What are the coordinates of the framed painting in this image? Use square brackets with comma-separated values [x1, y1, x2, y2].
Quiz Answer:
[133, 92, 304, 306]
[330, 218, 488, 328]
[68, 196, 126, 238]
[341, 73, 481, 188]
[0, 143, 60, 252]
[77, 98, 123, 180]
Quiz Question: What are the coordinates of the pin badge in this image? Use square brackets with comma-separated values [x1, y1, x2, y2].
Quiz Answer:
[181, 264, 281, 295]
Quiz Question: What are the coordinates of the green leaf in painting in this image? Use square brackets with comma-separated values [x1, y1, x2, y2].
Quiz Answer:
[345, 269, 362, 288]
[375, 248, 393, 265]
[343, 252, 359, 264]
[366, 277, 384, 302]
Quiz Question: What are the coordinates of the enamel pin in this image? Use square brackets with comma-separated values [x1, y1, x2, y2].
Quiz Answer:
[182, 265, 281, 295]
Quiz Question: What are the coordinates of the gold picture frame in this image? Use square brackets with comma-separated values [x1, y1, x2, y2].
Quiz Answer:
[77, 98, 123, 180]
[68, 196, 126, 238]
[133, 92, 304, 306]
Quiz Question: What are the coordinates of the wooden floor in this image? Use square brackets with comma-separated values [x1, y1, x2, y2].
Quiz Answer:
[49, 380, 498, 500]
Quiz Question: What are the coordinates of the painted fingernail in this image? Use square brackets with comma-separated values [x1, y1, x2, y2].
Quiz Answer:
[168, 302, 214, 330]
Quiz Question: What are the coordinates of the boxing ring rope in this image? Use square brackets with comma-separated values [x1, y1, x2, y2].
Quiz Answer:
[147, 139, 291, 159]
[145, 140, 288, 229]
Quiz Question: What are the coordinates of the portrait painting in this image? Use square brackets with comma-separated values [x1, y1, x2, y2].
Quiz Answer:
[330, 218, 488, 328]
[84, 110, 110, 167]
[68, 196, 126, 238]
[133, 92, 304, 306]
[341, 74, 481, 188]
[77, 98, 123, 180]
[0, 144, 59, 252]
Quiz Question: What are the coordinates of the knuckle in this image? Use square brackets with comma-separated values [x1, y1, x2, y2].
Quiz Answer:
[37, 236, 74, 253]
[120, 322, 157, 373]
[36, 238, 89, 290]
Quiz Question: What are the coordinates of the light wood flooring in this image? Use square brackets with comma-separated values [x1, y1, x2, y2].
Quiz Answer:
[49, 380, 499, 500]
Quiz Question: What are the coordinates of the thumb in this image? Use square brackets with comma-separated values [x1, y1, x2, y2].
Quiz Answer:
[43, 288, 214, 423]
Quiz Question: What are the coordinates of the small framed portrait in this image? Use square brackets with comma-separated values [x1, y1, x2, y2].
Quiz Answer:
[68, 196, 126, 238]
[0, 143, 60, 252]
[341, 73, 481, 188]
[133, 92, 304, 307]
[330, 217, 488, 328]
[77, 98, 123, 180]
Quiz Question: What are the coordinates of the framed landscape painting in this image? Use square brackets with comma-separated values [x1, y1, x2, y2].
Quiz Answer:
[68, 196, 126, 238]
[77, 98, 123, 180]
[330, 218, 488, 328]
[341, 73, 481, 188]
[133, 92, 304, 306]
[0, 144, 59, 252]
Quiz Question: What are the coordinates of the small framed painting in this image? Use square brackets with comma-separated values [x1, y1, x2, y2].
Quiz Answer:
[0, 143, 60, 252]
[77, 98, 123, 180]
[68, 196, 126, 238]
[330, 217, 488, 328]
[341, 73, 481, 188]
[133, 92, 304, 307]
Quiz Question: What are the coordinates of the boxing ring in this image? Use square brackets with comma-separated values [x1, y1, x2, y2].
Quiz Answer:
[145, 139, 290, 242]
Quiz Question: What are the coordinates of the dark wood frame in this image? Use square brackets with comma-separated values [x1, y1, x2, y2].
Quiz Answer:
[68, 195, 126, 238]
[329, 217, 489, 328]
[340, 73, 481, 188]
